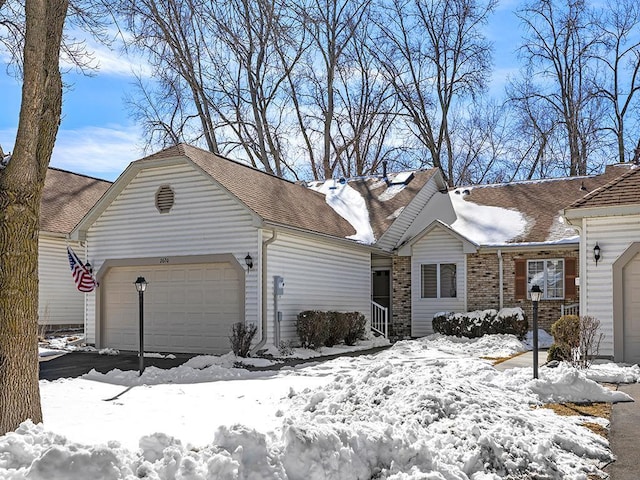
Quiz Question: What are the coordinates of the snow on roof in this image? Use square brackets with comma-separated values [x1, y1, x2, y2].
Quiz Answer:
[310, 180, 376, 244]
[449, 189, 528, 245]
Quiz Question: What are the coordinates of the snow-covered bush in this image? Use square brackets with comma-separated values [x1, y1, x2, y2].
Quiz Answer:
[229, 322, 258, 357]
[432, 308, 528, 339]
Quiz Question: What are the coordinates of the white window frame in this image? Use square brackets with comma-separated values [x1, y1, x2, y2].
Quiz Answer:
[421, 263, 457, 299]
[526, 259, 564, 300]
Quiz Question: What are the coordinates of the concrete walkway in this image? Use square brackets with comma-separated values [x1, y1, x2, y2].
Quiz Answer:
[495, 350, 639, 479]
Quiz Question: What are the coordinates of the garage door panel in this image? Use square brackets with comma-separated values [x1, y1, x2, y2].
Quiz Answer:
[102, 262, 242, 354]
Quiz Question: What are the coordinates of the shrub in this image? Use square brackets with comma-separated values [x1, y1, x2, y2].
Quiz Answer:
[297, 310, 367, 349]
[297, 310, 329, 350]
[432, 308, 528, 339]
[549, 315, 603, 368]
[324, 311, 348, 347]
[278, 340, 294, 356]
[343, 312, 367, 346]
[229, 322, 258, 357]
[549, 315, 580, 362]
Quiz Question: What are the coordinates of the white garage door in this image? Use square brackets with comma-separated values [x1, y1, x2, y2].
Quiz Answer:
[624, 252, 640, 364]
[102, 263, 242, 354]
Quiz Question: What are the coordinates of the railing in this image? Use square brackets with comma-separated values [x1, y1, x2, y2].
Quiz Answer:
[371, 300, 388, 338]
[561, 303, 580, 317]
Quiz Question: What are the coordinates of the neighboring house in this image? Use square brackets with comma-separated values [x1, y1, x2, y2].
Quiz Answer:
[386, 169, 628, 338]
[67, 142, 632, 354]
[564, 165, 640, 363]
[39, 167, 111, 329]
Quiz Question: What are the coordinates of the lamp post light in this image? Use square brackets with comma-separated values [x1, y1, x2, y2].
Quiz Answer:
[134, 276, 148, 376]
[530, 284, 543, 379]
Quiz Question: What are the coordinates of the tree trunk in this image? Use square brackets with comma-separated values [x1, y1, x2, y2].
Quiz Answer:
[0, 0, 67, 436]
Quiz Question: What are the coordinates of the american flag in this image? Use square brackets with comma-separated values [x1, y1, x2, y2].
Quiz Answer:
[67, 246, 98, 293]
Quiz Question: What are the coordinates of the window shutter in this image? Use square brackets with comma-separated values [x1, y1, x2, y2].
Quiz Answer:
[565, 257, 577, 298]
[515, 259, 526, 299]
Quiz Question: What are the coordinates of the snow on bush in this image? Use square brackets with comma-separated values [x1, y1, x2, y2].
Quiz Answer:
[433, 307, 528, 339]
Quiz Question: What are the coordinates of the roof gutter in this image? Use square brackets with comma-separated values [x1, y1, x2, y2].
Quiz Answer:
[251, 229, 278, 355]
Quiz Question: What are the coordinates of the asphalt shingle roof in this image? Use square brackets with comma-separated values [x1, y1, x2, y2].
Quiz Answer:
[141, 144, 358, 240]
[41, 168, 112, 234]
[452, 165, 630, 244]
[568, 165, 640, 210]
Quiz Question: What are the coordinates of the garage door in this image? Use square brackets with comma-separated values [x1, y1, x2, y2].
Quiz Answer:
[102, 263, 242, 354]
[624, 252, 640, 364]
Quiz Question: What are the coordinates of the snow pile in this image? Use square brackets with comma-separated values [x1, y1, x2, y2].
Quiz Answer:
[450, 190, 528, 244]
[418, 333, 527, 358]
[309, 181, 375, 244]
[2, 335, 634, 479]
[494, 361, 632, 403]
[586, 362, 640, 384]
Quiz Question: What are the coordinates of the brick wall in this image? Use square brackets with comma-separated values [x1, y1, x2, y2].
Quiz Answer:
[466, 249, 580, 332]
[391, 256, 411, 339]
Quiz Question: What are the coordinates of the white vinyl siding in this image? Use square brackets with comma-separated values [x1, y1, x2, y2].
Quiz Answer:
[583, 214, 640, 357]
[84, 163, 259, 344]
[378, 178, 455, 251]
[266, 231, 371, 345]
[38, 235, 85, 326]
[411, 227, 466, 337]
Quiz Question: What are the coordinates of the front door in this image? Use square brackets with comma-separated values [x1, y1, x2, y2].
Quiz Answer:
[372, 269, 391, 311]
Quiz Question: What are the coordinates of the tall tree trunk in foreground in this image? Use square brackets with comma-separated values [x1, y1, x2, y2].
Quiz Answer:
[0, 0, 67, 436]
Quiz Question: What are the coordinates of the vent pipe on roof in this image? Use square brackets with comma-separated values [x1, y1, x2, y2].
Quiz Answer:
[382, 160, 389, 184]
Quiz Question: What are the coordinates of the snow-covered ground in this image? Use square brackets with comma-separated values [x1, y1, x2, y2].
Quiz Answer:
[5, 334, 639, 479]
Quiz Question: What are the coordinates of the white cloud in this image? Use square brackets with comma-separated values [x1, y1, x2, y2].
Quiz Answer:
[51, 125, 145, 180]
[0, 125, 144, 181]
[60, 28, 152, 78]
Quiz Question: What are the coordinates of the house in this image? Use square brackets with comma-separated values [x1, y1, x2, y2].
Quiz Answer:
[71, 144, 390, 354]
[68, 143, 629, 354]
[563, 165, 640, 363]
[39, 167, 111, 330]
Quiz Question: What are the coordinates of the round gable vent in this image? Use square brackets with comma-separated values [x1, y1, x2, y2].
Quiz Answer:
[155, 185, 175, 213]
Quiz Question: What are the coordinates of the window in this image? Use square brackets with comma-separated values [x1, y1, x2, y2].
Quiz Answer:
[527, 259, 564, 300]
[421, 263, 457, 298]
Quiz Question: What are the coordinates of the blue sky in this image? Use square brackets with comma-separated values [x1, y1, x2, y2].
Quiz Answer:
[0, 2, 521, 182]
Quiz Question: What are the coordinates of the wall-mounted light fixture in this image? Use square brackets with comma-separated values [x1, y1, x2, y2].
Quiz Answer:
[245, 253, 254, 270]
[594, 243, 601, 265]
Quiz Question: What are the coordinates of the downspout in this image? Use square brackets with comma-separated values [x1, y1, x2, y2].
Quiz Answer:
[497, 249, 504, 309]
[251, 229, 278, 355]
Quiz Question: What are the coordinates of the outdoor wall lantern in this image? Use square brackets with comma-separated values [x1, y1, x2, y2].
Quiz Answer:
[245, 253, 254, 270]
[530, 284, 543, 379]
[134, 276, 147, 376]
[594, 243, 601, 265]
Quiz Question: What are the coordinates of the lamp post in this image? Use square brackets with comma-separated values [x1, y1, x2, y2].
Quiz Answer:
[134, 276, 147, 376]
[530, 284, 543, 379]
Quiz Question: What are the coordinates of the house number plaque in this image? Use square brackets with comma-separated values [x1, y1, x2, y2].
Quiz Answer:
[159, 257, 170, 264]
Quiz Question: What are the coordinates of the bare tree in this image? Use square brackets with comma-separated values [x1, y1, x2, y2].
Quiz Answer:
[284, 0, 373, 179]
[0, 0, 67, 435]
[372, 0, 496, 186]
[516, 0, 605, 176]
[593, 0, 640, 164]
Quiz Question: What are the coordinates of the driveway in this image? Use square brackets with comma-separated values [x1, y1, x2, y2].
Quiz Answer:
[39, 351, 194, 381]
